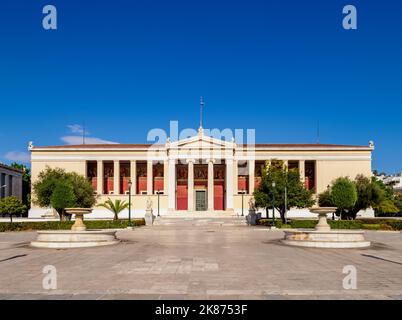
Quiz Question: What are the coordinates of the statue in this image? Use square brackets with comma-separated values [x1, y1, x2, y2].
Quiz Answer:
[246, 197, 258, 226]
[146, 197, 153, 211]
[248, 198, 256, 211]
[145, 197, 155, 226]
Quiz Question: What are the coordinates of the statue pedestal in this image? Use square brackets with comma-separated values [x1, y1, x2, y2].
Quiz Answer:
[246, 209, 257, 226]
[145, 209, 155, 226]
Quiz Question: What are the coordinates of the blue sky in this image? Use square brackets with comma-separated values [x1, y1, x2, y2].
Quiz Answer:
[0, 0, 401, 173]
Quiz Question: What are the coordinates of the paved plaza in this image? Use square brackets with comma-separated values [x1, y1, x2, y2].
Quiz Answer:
[0, 218, 402, 300]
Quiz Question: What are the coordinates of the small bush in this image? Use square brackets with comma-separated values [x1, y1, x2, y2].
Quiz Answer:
[362, 224, 381, 230]
[385, 221, 402, 231]
[0, 219, 145, 232]
[256, 219, 283, 228]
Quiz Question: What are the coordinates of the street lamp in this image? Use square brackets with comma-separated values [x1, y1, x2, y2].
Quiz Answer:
[239, 190, 246, 216]
[128, 180, 132, 227]
[272, 181, 276, 227]
[156, 191, 163, 217]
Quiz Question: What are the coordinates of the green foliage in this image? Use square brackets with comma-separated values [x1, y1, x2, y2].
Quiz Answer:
[386, 220, 402, 230]
[98, 198, 129, 220]
[256, 219, 283, 228]
[394, 194, 402, 213]
[371, 177, 401, 216]
[33, 167, 96, 220]
[50, 182, 76, 213]
[330, 177, 357, 211]
[253, 160, 315, 222]
[0, 219, 145, 232]
[256, 217, 402, 231]
[374, 199, 399, 215]
[0, 196, 27, 222]
[318, 189, 332, 207]
[10, 162, 31, 209]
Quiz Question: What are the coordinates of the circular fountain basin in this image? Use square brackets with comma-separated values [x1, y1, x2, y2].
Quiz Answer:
[30, 230, 120, 249]
[281, 229, 371, 248]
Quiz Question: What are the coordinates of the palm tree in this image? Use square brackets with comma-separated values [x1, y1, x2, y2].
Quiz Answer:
[98, 198, 129, 221]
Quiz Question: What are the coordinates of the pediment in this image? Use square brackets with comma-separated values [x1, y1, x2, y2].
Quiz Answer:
[168, 130, 235, 150]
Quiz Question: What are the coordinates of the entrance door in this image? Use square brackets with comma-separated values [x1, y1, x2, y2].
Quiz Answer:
[195, 190, 207, 211]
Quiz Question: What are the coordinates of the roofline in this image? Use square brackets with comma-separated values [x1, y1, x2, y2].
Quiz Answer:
[30, 143, 373, 152]
[0, 163, 24, 174]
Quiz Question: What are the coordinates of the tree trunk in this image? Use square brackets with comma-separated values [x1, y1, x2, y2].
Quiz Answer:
[279, 208, 286, 223]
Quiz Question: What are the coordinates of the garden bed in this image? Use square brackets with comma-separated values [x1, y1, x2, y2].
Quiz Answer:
[256, 218, 402, 231]
[0, 219, 145, 232]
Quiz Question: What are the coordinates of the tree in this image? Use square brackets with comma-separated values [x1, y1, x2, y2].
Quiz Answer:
[394, 194, 402, 214]
[10, 162, 31, 209]
[33, 167, 96, 221]
[50, 182, 76, 218]
[328, 177, 357, 220]
[253, 160, 315, 222]
[371, 177, 400, 216]
[0, 196, 27, 223]
[98, 198, 129, 220]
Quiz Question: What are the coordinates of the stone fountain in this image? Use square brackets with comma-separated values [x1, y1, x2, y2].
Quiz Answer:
[281, 207, 371, 248]
[30, 208, 120, 249]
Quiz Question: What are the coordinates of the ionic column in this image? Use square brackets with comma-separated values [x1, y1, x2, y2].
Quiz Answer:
[97, 160, 104, 195]
[130, 160, 137, 195]
[163, 160, 168, 193]
[248, 160, 255, 194]
[208, 159, 215, 211]
[5, 175, 10, 197]
[226, 159, 234, 210]
[168, 159, 176, 210]
[299, 160, 305, 183]
[233, 160, 238, 194]
[113, 160, 120, 195]
[147, 160, 153, 195]
[187, 159, 194, 211]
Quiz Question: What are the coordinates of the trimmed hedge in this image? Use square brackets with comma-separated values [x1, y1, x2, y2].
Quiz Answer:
[256, 218, 402, 230]
[0, 219, 145, 232]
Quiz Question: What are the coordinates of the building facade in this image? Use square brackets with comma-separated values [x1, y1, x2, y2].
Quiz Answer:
[0, 163, 23, 201]
[29, 128, 374, 218]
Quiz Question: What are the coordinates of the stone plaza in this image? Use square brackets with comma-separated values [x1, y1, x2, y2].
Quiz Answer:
[0, 218, 402, 300]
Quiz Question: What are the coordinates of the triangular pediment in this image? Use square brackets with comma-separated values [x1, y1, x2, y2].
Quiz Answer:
[168, 130, 235, 150]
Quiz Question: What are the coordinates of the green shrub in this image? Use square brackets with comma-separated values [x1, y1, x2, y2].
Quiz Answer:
[289, 220, 317, 229]
[385, 221, 402, 231]
[362, 224, 381, 230]
[256, 219, 283, 228]
[328, 220, 363, 229]
[0, 219, 145, 232]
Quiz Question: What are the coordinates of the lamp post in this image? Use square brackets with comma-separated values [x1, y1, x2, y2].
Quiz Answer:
[284, 185, 288, 225]
[239, 190, 246, 216]
[272, 181, 276, 227]
[128, 180, 132, 227]
[156, 191, 163, 217]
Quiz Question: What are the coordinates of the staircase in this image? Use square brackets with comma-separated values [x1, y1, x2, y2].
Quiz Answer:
[153, 213, 248, 227]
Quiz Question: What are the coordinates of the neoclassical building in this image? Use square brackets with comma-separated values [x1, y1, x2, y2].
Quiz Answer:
[29, 128, 374, 218]
[0, 163, 23, 201]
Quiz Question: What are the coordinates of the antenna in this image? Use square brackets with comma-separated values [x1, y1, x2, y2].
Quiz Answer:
[316, 120, 320, 144]
[200, 96, 205, 129]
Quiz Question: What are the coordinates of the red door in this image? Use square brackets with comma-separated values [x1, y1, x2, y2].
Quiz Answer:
[176, 183, 188, 210]
[214, 182, 224, 210]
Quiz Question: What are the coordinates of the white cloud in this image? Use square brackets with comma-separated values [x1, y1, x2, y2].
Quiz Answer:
[4, 151, 30, 163]
[67, 124, 89, 135]
[61, 136, 118, 145]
